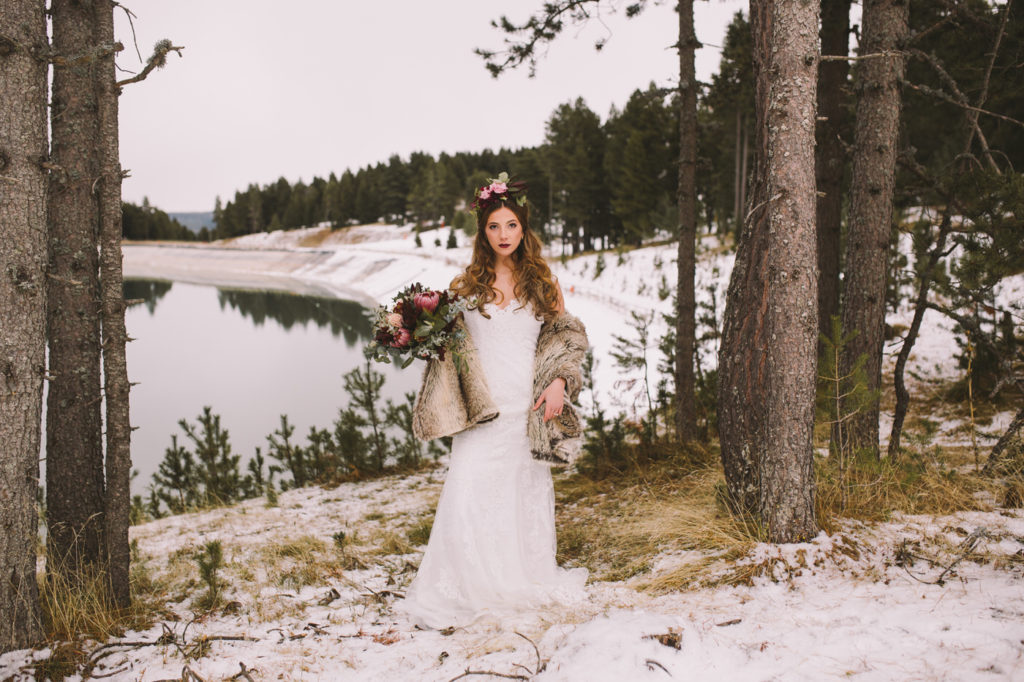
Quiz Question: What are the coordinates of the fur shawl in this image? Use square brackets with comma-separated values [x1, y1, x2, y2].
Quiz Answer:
[411, 311, 589, 467]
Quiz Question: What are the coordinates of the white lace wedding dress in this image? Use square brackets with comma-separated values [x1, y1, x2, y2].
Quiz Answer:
[400, 299, 588, 629]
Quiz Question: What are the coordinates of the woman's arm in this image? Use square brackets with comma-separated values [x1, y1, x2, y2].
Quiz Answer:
[534, 277, 568, 422]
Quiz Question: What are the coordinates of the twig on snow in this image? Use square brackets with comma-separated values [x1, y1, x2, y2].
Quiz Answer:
[448, 670, 530, 681]
[229, 661, 258, 681]
[515, 631, 543, 675]
[646, 659, 673, 676]
[901, 527, 991, 585]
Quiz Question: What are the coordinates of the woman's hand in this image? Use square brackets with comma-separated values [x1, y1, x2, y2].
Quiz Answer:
[533, 377, 567, 422]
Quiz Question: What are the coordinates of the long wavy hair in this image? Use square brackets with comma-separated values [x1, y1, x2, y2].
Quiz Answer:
[451, 201, 561, 321]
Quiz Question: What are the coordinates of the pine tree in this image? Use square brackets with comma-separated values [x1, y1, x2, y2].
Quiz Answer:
[0, 0, 47, 651]
[603, 85, 677, 241]
[544, 98, 614, 251]
[47, 0, 107, 576]
[343, 360, 388, 472]
[179, 407, 243, 506]
[840, 0, 908, 459]
[718, 0, 820, 542]
[152, 435, 199, 514]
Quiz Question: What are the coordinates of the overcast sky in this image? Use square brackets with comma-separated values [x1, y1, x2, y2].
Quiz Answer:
[114, 0, 746, 212]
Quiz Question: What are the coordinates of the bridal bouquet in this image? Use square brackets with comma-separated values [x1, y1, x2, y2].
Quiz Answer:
[365, 283, 472, 368]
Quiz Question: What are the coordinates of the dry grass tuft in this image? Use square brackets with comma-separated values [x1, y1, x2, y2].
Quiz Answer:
[406, 516, 434, 547]
[40, 565, 125, 642]
[556, 460, 761, 589]
[815, 442, 1003, 533]
[259, 535, 343, 590]
[296, 227, 334, 248]
[39, 544, 166, 645]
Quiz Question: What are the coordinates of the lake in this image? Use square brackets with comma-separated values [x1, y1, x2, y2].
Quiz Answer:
[124, 279, 418, 495]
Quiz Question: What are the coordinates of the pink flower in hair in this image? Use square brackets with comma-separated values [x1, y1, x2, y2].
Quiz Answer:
[490, 181, 507, 195]
[478, 187, 492, 200]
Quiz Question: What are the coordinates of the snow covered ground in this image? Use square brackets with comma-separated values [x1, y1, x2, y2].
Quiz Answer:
[3, 471, 1022, 681]
[4, 224, 1021, 680]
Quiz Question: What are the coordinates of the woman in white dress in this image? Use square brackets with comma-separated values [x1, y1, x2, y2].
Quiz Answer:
[401, 176, 588, 629]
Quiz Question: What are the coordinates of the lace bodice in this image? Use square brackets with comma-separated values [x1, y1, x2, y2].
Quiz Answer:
[462, 300, 543, 413]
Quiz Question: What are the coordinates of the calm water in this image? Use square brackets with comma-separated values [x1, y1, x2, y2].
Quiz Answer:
[124, 280, 417, 494]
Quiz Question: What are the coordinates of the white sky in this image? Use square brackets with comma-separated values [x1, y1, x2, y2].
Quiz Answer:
[114, 0, 746, 212]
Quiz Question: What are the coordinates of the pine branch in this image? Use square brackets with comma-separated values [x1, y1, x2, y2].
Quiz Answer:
[116, 39, 184, 87]
[475, 0, 637, 77]
[924, 301, 1023, 394]
[904, 53, 1024, 133]
[819, 50, 902, 62]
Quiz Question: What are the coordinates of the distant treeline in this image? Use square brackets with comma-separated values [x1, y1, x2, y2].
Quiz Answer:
[210, 88, 695, 254]
[123, 198, 207, 241]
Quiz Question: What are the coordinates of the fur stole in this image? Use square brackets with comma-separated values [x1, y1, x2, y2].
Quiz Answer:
[411, 312, 589, 467]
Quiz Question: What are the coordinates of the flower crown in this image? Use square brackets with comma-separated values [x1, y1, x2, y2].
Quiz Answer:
[470, 171, 528, 214]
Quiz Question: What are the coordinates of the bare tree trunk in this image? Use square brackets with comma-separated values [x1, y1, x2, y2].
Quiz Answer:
[887, 212, 951, 458]
[718, 0, 820, 543]
[815, 0, 851, 346]
[47, 0, 106, 574]
[733, 108, 743, 234]
[840, 0, 907, 458]
[984, 405, 1024, 475]
[739, 118, 749, 230]
[0, 0, 47, 652]
[674, 0, 698, 442]
[95, 0, 132, 608]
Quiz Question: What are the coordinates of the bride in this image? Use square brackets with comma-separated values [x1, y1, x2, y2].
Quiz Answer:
[402, 175, 588, 629]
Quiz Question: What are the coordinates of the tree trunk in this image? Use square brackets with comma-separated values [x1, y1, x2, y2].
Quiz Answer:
[718, 0, 820, 543]
[739, 117, 749, 231]
[983, 404, 1024, 476]
[95, 0, 132, 608]
[887, 213, 950, 458]
[815, 0, 851, 346]
[732, 108, 742, 234]
[840, 0, 907, 458]
[674, 0, 698, 442]
[47, 0, 107, 574]
[0, 0, 47, 652]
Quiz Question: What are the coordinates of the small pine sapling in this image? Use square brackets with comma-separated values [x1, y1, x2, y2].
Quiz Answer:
[611, 311, 655, 430]
[343, 359, 388, 473]
[819, 316, 878, 511]
[195, 540, 225, 611]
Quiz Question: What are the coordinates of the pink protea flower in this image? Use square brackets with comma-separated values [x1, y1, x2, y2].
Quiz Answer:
[478, 187, 492, 200]
[391, 327, 412, 348]
[386, 312, 403, 328]
[490, 181, 507, 195]
[413, 290, 440, 313]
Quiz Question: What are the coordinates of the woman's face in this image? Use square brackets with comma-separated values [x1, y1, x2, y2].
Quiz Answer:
[484, 207, 523, 259]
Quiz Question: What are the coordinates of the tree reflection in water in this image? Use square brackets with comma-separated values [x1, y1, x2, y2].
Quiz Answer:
[216, 288, 369, 347]
[124, 279, 371, 347]
[124, 279, 173, 315]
